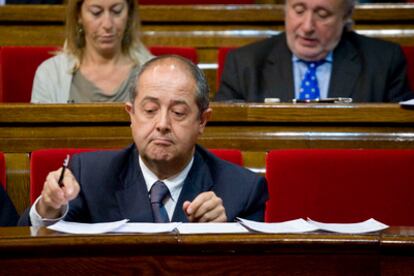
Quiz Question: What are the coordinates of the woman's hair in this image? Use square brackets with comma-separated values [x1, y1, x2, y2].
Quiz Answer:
[64, 0, 150, 70]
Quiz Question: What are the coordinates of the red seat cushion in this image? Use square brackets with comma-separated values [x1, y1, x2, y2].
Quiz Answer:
[149, 46, 198, 64]
[30, 148, 99, 204]
[209, 148, 243, 166]
[265, 149, 414, 226]
[0, 46, 57, 102]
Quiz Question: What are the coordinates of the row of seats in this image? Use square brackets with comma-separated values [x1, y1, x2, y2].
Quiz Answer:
[1, 45, 414, 102]
[0, 46, 198, 103]
[1, 149, 414, 226]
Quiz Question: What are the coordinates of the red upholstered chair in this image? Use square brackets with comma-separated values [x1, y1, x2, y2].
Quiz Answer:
[402, 46, 414, 92]
[139, 0, 254, 4]
[0, 152, 6, 190]
[209, 148, 243, 166]
[0, 46, 58, 102]
[216, 47, 236, 91]
[265, 149, 414, 226]
[30, 148, 100, 204]
[149, 46, 198, 64]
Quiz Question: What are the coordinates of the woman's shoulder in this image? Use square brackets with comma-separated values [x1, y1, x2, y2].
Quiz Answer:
[38, 52, 75, 70]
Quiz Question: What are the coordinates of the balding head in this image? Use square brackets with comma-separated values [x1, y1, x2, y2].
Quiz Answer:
[130, 55, 210, 116]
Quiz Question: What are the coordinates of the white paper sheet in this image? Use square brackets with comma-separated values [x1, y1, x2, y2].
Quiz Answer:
[177, 222, 249, 234]
[115, 222, 180, 233]
[237, 217, 318, 233]
[47, 219, 129, 234]
[307, 218, 389, 234]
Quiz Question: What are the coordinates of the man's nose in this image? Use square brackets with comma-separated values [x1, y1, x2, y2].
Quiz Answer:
[156, 110, 171, 133]
[301, 12, 315, 33]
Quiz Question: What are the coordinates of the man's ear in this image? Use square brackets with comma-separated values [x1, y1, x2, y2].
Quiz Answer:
[198, 107, 212, 134]
[125, 101, 134, 115]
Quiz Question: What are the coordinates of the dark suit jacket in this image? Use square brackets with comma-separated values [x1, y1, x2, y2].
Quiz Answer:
[0, 185, 19, 226]
[19, 144, 268, 225]
[216, 32, 413, 102]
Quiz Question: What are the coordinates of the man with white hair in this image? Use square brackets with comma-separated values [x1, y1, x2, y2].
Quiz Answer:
[216, 0, 413, 102]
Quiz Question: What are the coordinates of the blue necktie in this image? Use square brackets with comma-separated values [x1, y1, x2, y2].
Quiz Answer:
[299, 60, 325, 100]
[150, 181, 170, 223]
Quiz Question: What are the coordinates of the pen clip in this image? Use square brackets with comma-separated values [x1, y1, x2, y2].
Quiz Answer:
[63, 154, 70, 167]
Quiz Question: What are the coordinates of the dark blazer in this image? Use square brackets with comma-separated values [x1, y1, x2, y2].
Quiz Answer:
[0, 185, 19, 226]
[216, 32, 413, 103]
[19, 144, 268, 225]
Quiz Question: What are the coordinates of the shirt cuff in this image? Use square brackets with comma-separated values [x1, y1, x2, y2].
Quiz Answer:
[29, 196, 69, 227]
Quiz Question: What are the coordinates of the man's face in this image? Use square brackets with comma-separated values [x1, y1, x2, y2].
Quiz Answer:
[126, 60, 210, 169]
[285, 0, 349, 61]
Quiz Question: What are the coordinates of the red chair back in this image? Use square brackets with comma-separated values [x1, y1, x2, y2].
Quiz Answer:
[216, 47, 236, 91]
[149, 46, 198, 64]
[0, 152, 6, 190]
[0, 46, 57, 102]
[209, 148, 243, 166]
[139, 0, 254, 4]
[402, 46, 414, 92]
[30, 148, 99, 204]
[265, 149, 414, 226]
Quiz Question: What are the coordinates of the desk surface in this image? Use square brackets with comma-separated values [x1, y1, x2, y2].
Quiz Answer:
[0, 226, 413, 275]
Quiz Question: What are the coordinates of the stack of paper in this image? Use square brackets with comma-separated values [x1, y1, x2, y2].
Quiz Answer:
[47, 218, 388, 235]
[237, 217, 389, 234]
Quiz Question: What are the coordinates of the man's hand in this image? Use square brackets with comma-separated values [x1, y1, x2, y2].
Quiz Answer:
[36, 168, 80, 219]
[182, 191, 227, 222]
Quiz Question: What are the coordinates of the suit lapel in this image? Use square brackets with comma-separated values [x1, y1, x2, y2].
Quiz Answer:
[172, 148, 214, 222]
[262, 34, 295, 102]
[115, 147, 153, 222]
[329, 36, 361, 98]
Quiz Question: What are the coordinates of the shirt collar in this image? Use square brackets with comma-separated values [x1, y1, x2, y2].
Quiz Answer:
[139, 155, 194, 203]
[292, 51, 333, 63]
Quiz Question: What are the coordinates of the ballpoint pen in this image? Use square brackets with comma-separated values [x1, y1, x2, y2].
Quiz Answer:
[57, 154, 70, 188]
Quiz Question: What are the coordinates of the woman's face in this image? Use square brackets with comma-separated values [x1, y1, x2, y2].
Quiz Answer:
[79, 0, 129, 55]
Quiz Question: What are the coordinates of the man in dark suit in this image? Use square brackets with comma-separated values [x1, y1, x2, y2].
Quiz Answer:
[19, 55, 268, 226]
[216, 0, 413, 103]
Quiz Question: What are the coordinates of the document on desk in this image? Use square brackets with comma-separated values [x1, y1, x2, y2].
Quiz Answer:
[307, 218, 389, 234]
[176, 222, 249, 234]
[47, 219, 129, 234]
[237, 218, 318, 233]
[237, 218, 388, 234]
[400, 98, 414, 109]
[115, 222, 180, 233]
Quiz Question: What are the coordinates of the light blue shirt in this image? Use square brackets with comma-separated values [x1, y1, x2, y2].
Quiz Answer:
[292, 52, 333, 99]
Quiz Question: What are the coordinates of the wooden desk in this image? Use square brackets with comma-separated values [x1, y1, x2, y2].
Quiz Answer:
[1, 103, 414, 214]
[0, 226, 413, 275]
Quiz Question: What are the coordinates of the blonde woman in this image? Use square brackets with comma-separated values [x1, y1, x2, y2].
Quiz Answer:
[31, 0, 152, 103]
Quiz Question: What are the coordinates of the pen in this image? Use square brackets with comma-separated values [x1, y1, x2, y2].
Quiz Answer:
[292, 97, 353, 103]
[57, 154, 70, 188]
